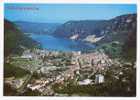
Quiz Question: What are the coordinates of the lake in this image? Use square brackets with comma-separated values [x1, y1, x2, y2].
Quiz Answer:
[29, 34, 95, 52]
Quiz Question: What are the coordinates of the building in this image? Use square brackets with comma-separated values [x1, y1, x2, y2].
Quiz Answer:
[95, 74, 104, 84]
[78, 79, 93, 85]
[21, 50, 33, 59]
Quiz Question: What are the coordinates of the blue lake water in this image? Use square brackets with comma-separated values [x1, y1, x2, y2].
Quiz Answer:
[29, 34, 95, 52]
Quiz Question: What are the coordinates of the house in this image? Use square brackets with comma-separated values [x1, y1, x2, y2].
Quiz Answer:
[95, 74, 104, 84]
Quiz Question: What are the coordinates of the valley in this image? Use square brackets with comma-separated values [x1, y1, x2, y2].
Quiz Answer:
[4, 13, 136, 96]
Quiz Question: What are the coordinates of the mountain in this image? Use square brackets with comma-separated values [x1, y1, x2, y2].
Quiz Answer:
[15, 21, 61, 34]
[96, 14, 136, 45]
[53, 20, 108, 40]
[4, 19, 40, 57]
[97, 14, 136, 60]
[53, 14, 136, 44]
[53, 14, 136, 59]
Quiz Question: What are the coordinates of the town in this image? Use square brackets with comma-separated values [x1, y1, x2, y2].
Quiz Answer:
[4, 48, 136, 96]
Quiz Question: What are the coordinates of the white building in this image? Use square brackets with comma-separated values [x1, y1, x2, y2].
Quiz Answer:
[21, 54, 32, 59]
[78, 79, 93, 85]
[95, 74, 104, 84]
[21, 50, 33, 59]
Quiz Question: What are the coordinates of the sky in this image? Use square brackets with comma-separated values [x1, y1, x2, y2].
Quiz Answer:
[4, 4, 137, 23]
